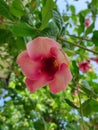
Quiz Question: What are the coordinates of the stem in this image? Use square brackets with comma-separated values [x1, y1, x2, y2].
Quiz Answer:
[67, 34, 92, 42]
[6, 56, 17, 87]
[58, 36, 98, 55]
[78, 94, 86, 130]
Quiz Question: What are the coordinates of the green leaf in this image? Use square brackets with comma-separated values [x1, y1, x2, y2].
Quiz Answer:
[79, 13, 85, 24]
[30, 0, 40, 12]
[38, 21, 59, 37]
[85, 23, 94, 35]
[10, 0, 25, 17]
[70, 5, 76, 14]
[0, 29, 12, 44]
[52, 9, 63, 31]
[81, 80, 97, 98]
[88, 0, 98, 8]
[40, 0, 55, 30]
[78, 13, 85, 34]
[76, 25, 84, 35]
[15, 37, 26, 50]
[0, 0, 13, 20]
[8, 22, 36, 37]
[81, 99, 98, 116]
[92, 30, 98, 46]
[66, 123, 80, 130]
[65, 98, 79, 109]
[72, 61, 79, 77]
[64, 49, 75, 56]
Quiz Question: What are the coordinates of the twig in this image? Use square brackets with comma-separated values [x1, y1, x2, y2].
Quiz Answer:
[67, 34, 92, 42]
[58, 37, 98, 55]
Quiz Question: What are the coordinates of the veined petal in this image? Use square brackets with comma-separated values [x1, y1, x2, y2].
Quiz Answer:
[27, 37, 61, 60]
[49, 64, 72, 94]
[25, 77, 48, 92]
[17, 51, 41, 79]
[50, 47, 69, 66]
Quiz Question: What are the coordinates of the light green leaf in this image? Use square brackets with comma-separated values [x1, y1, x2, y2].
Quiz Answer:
[10, 0, 25, 17]
[70, 5, 76, 14]
[64, 49, 75, 56]
[52, 9, 64, 31]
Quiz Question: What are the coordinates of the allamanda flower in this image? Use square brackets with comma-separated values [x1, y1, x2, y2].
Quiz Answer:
[17, 37, 72, 94]
[78, 60, 91, 73]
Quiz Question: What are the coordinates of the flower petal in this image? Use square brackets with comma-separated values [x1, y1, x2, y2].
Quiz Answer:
[49, 64, 72, 94]
[17, 51, 41, 79]
[25, 77, 48, 92]
[50, 47, 69, 66]
[27, 37, 61, 60]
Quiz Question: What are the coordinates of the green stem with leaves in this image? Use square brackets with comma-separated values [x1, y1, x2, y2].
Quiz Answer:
[58, 37, 98, 55]
[66, 34, 92, 42]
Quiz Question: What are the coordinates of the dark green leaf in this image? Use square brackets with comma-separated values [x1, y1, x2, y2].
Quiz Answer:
[0, 0, 13, 20]
[92, 30, 98, 46]
[0, 29, 12, 44]
[78, 13, 85, 34]
[40, 0, 55, 30]
[8, 22, 37, 37]
[79, 13, 85, 24]
[72, 61, 79, 77]
[65, 98, 79, 109]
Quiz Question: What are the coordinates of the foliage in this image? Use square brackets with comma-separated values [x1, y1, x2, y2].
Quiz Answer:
[0, 0, 98, 129]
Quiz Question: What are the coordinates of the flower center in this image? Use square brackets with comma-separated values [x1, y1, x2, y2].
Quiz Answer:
[41, 57, 59, 76]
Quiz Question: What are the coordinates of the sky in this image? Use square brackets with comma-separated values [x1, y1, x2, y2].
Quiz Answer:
[57, 0, 92, 13]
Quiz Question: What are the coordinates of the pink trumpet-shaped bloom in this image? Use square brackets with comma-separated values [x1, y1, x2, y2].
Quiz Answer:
[90, 57, 98, 64]
[17, 37, 72, 94]
[78, 60, 91, 73]
[85, 18, 90, 27]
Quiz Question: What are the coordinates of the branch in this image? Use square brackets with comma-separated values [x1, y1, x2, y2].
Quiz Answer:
[67, 34, 92, 42]
[6, 56, 17, 87]
[58, 37, 98, 55]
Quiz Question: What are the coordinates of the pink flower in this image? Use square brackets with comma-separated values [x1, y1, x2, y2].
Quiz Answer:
[78, 60, 91, 73]
[90, 57, 98, 64]
[85, 18, 90, 27]
[17, 37, 72, 94]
